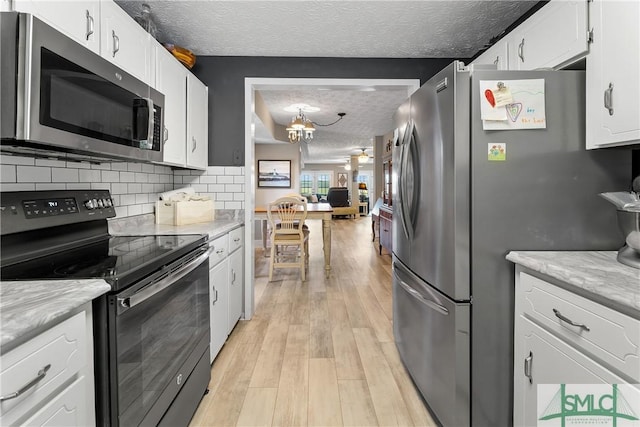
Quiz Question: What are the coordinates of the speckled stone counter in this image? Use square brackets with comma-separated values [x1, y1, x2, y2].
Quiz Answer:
[0, 279, 110, 352]
[108, 213, 243, 240]
[507, 251, 640, 318]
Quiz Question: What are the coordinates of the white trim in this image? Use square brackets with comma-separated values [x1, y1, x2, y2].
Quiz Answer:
[243, 77, 420, 319]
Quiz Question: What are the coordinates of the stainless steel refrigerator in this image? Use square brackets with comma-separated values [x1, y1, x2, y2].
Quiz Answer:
[392, 61, 631, 426]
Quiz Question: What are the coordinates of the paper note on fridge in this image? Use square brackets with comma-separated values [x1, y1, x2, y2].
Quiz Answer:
[479, 79, 546, 130]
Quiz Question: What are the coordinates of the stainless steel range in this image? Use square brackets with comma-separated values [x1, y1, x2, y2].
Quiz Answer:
[0, 190, 211, 426]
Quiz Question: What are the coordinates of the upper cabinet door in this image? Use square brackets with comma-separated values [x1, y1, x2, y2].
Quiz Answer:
[100, 0, 152, 85]
[508, 0, 588, 70]
[156, 47, 187, 167]
[586, 0, 640, 149]
[12, 0, 101, 53]
[472, 40, 508, 70]
[186, 74, 209, 170]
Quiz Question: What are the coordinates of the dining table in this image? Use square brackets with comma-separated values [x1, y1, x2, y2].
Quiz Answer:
[255, 203, 334, 277]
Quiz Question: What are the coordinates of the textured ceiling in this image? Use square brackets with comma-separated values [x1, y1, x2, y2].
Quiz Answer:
[116, 0, 539, 164]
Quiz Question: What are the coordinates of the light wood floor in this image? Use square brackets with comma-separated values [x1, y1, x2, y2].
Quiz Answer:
[190, 217, 436, 427]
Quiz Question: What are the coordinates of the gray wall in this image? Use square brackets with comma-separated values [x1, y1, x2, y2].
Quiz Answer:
[191, 57, 460, 166]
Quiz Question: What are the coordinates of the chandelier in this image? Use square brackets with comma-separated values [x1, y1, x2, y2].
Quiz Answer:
[286, 110, 346, 144]
[286, 109, 316, 144]
[358, 148, 369, 163]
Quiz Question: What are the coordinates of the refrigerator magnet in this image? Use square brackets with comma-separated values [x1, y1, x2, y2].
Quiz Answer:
[488, 143, 506, 161]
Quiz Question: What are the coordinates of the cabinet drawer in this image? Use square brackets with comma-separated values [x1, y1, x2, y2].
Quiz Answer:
[228, 227, 243, 254]
[0, 311, 87, 424]
[209, 234, 228, 267]
[21, 376, 89, 427]
[518, 273, 640, 382]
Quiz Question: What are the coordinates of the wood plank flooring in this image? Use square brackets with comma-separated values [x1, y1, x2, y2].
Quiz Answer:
[190, 216, 435, 427]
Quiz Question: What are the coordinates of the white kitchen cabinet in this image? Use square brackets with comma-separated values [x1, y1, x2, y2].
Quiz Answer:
[100, 0, 152, 85]
[209, 252, 229, 364]
[472, 40, 508, 70]
[156, 46, 188, 167]
[586, 0, 640, 149]
[0, 307, 95, 427]
[11, 0, 101, 53]
[507, 0, 588, 70]
[514, 268, 640, 426]
[186, 73, 209, 170]
[228, 226, 244, 334]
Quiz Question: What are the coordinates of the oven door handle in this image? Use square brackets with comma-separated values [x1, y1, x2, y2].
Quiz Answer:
[119, 246, 213, 311]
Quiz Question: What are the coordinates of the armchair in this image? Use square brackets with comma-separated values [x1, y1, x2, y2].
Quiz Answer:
[326, 187, 358, 218]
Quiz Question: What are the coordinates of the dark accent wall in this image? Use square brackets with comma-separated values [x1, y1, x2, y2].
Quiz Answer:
[191, 56, 460, 166]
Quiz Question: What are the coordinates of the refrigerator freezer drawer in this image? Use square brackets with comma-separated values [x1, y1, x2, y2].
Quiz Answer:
[392, 262, 471, 426]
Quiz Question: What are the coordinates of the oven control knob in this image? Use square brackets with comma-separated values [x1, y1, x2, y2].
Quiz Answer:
[104, 198, 113, 207]
[96, 199, 104, 208]
[84, 199, 95, 210]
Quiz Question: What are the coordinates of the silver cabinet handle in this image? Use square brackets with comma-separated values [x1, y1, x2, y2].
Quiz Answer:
[232, 270, 236, 284]
[85, 10, 94, 41]
[518, 38, 525, 62]
[215, 248, 224, 255]
[212, 286, 218, 304]
[0, 364, 51, 401]
[233, 237, 241, 243]
[163, 126, 169, 144]
[524, 352, 533, 384]
[604, 83, 614, 116]
[493, 56, 499, 66]
[112, 30, 119, 57]
[553, 308, 590, 331]
[192, 136, 197, 152]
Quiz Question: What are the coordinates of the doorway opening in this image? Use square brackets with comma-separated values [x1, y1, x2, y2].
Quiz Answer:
[243, 78, 420, 318]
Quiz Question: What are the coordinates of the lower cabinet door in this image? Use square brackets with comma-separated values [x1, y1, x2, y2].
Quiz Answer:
[228, 248, 243, 335]
[209, 260, 229, 363]
[514, 316, 638, 426]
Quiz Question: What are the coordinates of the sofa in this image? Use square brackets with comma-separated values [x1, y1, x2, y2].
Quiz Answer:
[326, 187, 358, 218]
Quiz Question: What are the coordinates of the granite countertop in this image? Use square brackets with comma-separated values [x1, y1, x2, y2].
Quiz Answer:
[108, 214, 243, 240]
[507, 251, 640, 318]
[0, 279, 111, 352]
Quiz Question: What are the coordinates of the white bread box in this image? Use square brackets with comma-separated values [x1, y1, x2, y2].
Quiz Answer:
[155, 188, 214, 225]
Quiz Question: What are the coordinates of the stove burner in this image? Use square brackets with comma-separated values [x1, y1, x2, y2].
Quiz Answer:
[53, 256, 117, 278]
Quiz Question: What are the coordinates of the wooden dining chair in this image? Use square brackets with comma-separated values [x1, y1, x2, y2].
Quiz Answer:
[266, 196, 310, 281]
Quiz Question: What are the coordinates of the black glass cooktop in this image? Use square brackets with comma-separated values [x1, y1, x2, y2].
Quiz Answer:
[0, 234, 206, 291]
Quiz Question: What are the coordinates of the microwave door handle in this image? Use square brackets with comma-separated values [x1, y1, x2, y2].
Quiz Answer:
[146, 97, 154, 149]
[117, 247, 213, 312]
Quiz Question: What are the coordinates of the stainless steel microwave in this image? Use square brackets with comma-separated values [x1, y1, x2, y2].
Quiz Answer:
[1, 12, 164, 163]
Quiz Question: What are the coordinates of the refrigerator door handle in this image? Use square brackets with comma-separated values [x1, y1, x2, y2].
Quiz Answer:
[398, 121, 414, 240]
[394, 267, 449, 316]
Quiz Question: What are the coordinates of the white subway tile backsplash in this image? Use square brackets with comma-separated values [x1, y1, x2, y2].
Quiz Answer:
[52, 168, 79, 182]
[206, 166, 225, 175]
[80, 169, 101, 182]
[1, 183, 36, 191]
[2, 157, 245, 219]
[112, 162, 128, 171]
[120, 171, 135, 182]
[199, 175, 217, 184]
[66, 183, 91, 190]
[101, 170, 120, 182]
[36, 183, 66, 190]
[0, 155, 34, 166]
[1, 165, 16, 183]
[111, 183, 128, 194]
[17, 166, 51, 182]
[128, 183, 142, 194]
[35, 158, 66, 168]
[217, 176, 233, 184]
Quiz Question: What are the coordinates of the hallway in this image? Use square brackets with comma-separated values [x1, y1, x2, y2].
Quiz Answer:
[190, 217, 435, 426]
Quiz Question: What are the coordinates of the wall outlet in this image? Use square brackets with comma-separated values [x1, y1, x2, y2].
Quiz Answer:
[233, 148, 242, 165]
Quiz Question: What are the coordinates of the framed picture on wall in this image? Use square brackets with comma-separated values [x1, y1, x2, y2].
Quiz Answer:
[337, 173, 348, 187]
[258, 160, 291, 188]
